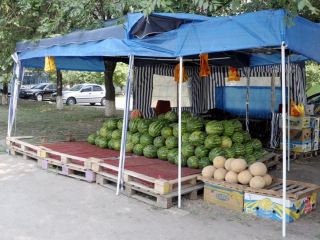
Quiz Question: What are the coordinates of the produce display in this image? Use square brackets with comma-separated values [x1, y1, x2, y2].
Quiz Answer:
[201, 157, 273, 189]
[87, 110, 268, 170]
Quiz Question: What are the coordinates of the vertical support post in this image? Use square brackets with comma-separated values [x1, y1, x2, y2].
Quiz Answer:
[281, 42, 287, 238]
[287, 57, 291, 172]
[116, 55, 134, 195]
[56, 70, 63, 110]
[178, 56, 183, 208]
[245, 67, 250, 132]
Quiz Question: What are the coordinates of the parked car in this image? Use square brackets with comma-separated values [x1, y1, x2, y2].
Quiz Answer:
[59, 84, 106, 106]
[19, 83, 57, 101]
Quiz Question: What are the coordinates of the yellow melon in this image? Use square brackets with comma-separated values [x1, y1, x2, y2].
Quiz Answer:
[263, 174, 273, 186]
[238, 170, 253, 185]
[201, 166, 216, 178]
[214, 168, 227, 180]
[225, 171, 238, 183]
[249, 162, 267, 176]
[224, 158, 235, 171]
[249, 176, 266, 189]
[213, 156, 226, 169]
[230, 158, 247, 173]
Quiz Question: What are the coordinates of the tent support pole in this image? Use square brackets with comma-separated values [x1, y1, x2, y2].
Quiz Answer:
[116, 55, 134, 195]
[178, 56, 183, 208]
[287, 56, 291, 172]
[281, 42, 287, 238]
[245, 67, 250, 132]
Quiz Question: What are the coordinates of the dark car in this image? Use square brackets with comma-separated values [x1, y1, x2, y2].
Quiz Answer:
[19, 83, 57, 101]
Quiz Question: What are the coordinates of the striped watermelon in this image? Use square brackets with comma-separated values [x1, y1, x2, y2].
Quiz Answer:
[167, 148, 178, 164]
[223, 121, 235, 136]
[182, 133, 191, 144]
[165, 136, 178, 149]
[140, 133, 154, 146]
[87, 134, 97, 145]
[199, 157, 211, 169]
[232, 132, 244, 144]
[205, 121, 224, 135]
[137, 119, 152, 134]
[107, 139, 114, 149]
[243, 131, 251, 142]
[126, 142, 134, 153]
[161, 126, 173, 138]
[251, 139, 263, 150]
[232, 120, 243, 132]
[187, 156, 199, 169]
[245, 142, 254, 155]
[117, 119, 123, 130]
[173, 122, 187, 137]
[181, 144, 194, 159]
[133, 144, 144, 155]
[221, 136, 232, 148]
[165, 111, 178, 122]
[153, 136, 165, 148]
[181, 111, 192, 122]
[104, 118, 118, 130]
[195, 146, 209, 158]
[174, 155, 187, 167]
[149, 120, 166, 137]
[208, 148, 225, 161]
[129, 118, 140, 133]
[143, 145, 158, 158]
[225, 148, 235, 158]
[204, 135, 222, 149]
[245, 154, 256, 164]
[233, 143, 245, 157]
[186, 118, 204, 132]
[111, 129, 122, 140]
[131, 132, 141, 144]
[157, 147, 169, 160]
[253, 150, 265, 160]
[189, 131, 206, 146]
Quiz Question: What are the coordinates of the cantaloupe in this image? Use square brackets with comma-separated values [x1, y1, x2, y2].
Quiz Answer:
[213, 156, 226, 169]
[249, 176, 266, 189]
[225, 171, 238, 183]
[214, 168, 227, 180]
[263, 174, 273, 186]
[202, 166, 216, 178]
[225, 158, 235, 171]
[230, 158, 247, 173]
[249, 162, 267, 176]
[238, 170, 253, 185]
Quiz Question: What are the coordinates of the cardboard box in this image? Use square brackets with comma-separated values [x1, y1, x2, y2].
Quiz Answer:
[204, 182, 244, 212]
[312, 140, 319, 151]
[244, 192, 318, 223]
[310, 116, 320, 130]
[281, 128, 311, 142]
[280, 140, 312, 153]
[279, 116, 310, 129]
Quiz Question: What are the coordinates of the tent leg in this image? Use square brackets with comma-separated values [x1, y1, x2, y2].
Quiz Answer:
[287, 57, 291, 172]
[116, 55, 134, 195]
[281, 42, 287, 238]
[245, 67, 250, 132]
[178, 56, 183, 208]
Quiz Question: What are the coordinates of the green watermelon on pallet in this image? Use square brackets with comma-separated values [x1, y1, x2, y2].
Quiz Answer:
[104, 118, 118, 130]
[245, 142, 254, 155]
[112, 139, 121, 151]
[187, 156, 199, 169]
[181, 144, 194, 159]
[232, 119, 243, 132]
[167, 148, 178, 164]
[251, 139, 263, 150]
[107, 139, 114, 149]
[98, 138, 108, 148]
[131, 132, 141, 144]
[246, 154, 256, 164]
[153, 136, 165, 148]
[204, 135, 221, 149]
[209, 147, 225, 161]
[205, 121, 224, 135]
[149, 120, 167, 137]
[95, 136, 103, 146]
[195, 146, 209, 158]
[186, 118, 204, 132]
[161, 126, 173, 139]
[140, 133, 154, 146]
[133, 144, 144, 155]
[225, 147, 235, 158]
[87, 134, 96, 145]
[173, 122, 187, 137]
[233, 143, 245, 157]
[232, 132, 244, 144]
[99, 127, 108, 138]
[253, 150, 265, 160]
[157, 146, 169, 160]
[223, 121, 235, 136]
[111, 129, 122, 140]
[165, 136, 178, 149]
[137, 119, 152, 134]
[182, 133, 191, 144]
[174, 155, 187, 167]
[189, 131, 206, 146]
[181, 111, 192, 122]
[164, 111, 178, 122]
[221, 136, 232, 148]
[199, 157, 211, 169]
[143, 145, 158, 158]
[126, 142, 134, 153]
[117, 119, 123, 130]
[243, 131, 251, 142]
[128, 118, 140, 133]
[157, 113, 166, 120]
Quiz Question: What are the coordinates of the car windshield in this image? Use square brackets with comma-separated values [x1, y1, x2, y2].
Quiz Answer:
[68, 85, 83, 91]
[31, 84, 47, 90]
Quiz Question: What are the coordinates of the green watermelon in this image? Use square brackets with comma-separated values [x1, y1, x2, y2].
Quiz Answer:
[165, 136, 178, 149]
[195, 146, 209, 158]
[137, 119, 152, 134]
[232, 132, 244, 144]
[225, 148, 235, 158]
[131, 132, 141, 144]
[157, 147, 169, 160]
[221, 136, 233, 148]
[107, 139, 114, 149]
[117, 119, 123, 130]
[243, 131, 251, 142]
[205, 121, 224, 135]
[164, 111, 178, 122]
[253, 150, 265, 160]
[173, 122, 187, 137]
[167, 148, 178, 164]
[95, 136, 103, 146]
[87, 134, 97, 145]
[182, 133, 191, 144]
[129, 118, 140, 133]
[161, 126, 173, 138]
[140, 133, 154, 146]
[233, 144, 245, 157]
[251, 139, 263, 150]
[153, 136, 165, 148]
[133, 144, 144, 155]
[186, 119, 204, 132]
[246, 154, 256, 164]
[143, 145, 158, 158]
[204, 135, 222, 149]
[149, 120, 166, 137]
[245, 142, 254, 155]
[199, 157, 211, 169]
[99, 127, 109, 138]
[187, 156, 199, 169]
[208, 147, 225, 161]
[157, 113, 166, 120]
[174, 155, 187, 167]
[232, 120, 243, 132]
[98, 138, 108, 148]
[112, 129, 122, 140]
[127, 132, 133, 142]
[181, 111, 192, 122]
[112, 139, 121, 151]
[223, 121, 235, 136]
[126, 142, 134, 153]
[189, 131, 206, 146]
[104, 118, 118, 130]
[181, 144, 194, 159]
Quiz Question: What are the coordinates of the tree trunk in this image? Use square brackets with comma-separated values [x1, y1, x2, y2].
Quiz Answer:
[1, 82, 8, 105]
[104, 60, 117, 117]
[56, 70, 63, 110]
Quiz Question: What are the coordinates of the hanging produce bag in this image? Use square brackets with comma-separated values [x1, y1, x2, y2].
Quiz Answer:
[44, 56, 57, 72]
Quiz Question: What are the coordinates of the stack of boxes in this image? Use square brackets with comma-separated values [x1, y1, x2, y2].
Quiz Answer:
[279, 116, 320, 152]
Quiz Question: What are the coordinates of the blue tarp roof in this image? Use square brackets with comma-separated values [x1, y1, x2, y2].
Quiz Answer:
[16, 9, 320, 71]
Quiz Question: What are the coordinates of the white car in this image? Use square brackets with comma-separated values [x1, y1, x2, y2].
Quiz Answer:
[62, 84, 106, 106]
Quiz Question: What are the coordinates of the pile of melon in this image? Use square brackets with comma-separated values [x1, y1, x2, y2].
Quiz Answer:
[201, 156, 272, 189]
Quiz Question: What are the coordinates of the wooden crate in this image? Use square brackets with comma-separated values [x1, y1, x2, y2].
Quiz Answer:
[91, 157, 200, 195]
[6, 136, 40, 161]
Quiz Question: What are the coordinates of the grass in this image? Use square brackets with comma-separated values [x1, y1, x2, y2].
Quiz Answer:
[0, 100, 122, 145]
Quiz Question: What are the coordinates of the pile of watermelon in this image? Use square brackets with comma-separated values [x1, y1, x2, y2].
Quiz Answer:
[87, 111, 266, 169]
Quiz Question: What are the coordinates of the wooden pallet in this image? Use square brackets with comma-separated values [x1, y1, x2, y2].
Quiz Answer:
[291, 150, 320, 161]
[91, 157, 200, 195]
[257, 152, 280, 170]
[197, 176, 245, 191]
[6, 136, 40, 161]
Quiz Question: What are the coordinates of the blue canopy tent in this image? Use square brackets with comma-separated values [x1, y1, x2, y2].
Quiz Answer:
[9, 9, 320, 237]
